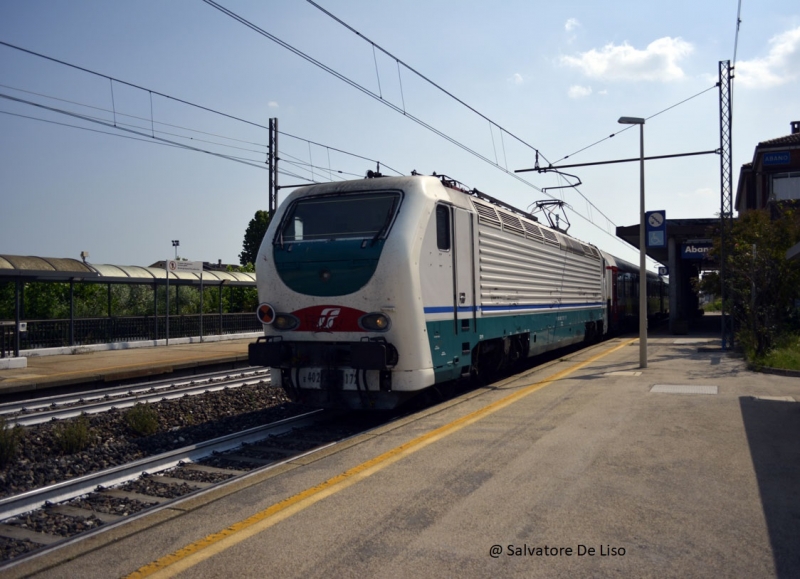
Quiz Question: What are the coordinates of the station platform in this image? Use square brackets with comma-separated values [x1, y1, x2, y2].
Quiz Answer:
[8, 317, 800, 578]
[0, 336, 257, 398]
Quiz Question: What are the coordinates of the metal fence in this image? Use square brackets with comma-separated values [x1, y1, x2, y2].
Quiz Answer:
[1, 323, 14, 358]
[1, 313, 260, 355]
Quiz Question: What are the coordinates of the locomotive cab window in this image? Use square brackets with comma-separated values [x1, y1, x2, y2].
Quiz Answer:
[436, 204, 451, 251]
[278, 191, 401, 242]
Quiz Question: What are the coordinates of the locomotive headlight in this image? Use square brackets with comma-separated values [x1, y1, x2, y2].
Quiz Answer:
[273, 314, 300, 331]
[256, 303, 276, 325]
[359, 312, 391, 331]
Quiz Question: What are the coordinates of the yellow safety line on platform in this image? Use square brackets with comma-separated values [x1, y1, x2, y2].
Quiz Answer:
[127, 338, 636, 579]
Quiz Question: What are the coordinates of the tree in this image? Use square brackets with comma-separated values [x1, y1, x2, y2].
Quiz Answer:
[239, 210, 272, 267]
[697, 207, 800, 357]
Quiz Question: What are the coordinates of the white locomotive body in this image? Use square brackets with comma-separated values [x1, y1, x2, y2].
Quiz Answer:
[248, 174, 655, 409]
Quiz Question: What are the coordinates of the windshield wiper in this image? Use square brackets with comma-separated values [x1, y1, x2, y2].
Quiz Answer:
[370, 198, 398, 246]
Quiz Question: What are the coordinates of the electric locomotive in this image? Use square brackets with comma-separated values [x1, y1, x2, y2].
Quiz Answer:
[249, 173, 662, 409]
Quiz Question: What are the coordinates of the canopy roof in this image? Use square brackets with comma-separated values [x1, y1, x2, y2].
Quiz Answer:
[0, 255, 255, 285]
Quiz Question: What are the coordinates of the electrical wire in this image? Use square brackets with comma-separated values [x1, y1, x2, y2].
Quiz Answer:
[551, 84, 718, 166]
[0, 41, 399, 176]
[0, 93, 271, 170]
[733, 0, 743, 67]
[0, 108, 269, 168]
[203, 0, 659, 259]
[277, 130, 404, 176]
[304, 0, 551, 164]
[0, 82, 270, 149]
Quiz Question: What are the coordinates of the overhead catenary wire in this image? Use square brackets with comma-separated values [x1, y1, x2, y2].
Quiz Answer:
[199, 0, 669, 262]
[0, 41, 400, 177]
[2, 96, 376, 182]
[0, 82, 273, 148]
[733, 0, 744, 67]
[2, 28, 625, 259]
[206, 0, 686, 264]
[201, 1, 528, 186]
[303, 0, 552, 164]
[200, 3, 597, 208]
[550, 84, 718, 166]
[0, 108, 269, 168]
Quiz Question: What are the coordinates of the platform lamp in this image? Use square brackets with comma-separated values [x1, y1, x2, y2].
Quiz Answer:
[172, 239, 180, 260]
[618, 116, 647, 369]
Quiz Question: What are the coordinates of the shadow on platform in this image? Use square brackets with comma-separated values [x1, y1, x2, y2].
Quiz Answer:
[740, 397, 800, 578]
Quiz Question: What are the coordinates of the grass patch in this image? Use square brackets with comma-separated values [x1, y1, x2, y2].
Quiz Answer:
[752, 334, 800, 371]
[703, 299, 722, 312]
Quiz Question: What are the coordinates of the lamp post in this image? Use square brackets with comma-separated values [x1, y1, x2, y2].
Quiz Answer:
[618, 116, 647, 369]
[172, 239, 180, 260]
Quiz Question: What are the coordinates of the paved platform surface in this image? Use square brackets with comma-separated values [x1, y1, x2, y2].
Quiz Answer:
[0, 338, 254, 396]
[8, 320, 800, 579]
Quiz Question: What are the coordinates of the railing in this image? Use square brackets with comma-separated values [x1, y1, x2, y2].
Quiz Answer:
[1, 323, 15, 358]
[2, 313, 261, 351]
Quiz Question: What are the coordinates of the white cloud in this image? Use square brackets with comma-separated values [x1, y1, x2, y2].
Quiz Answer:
[508, 73, 524, 85]
[598, 89, 608, 95]
[736, 26, 800, 88]
[568, 85, 592, 99]
[565, 18, 580, 32]
[268, 101, 279, 108]
[560, 37, 694, 82]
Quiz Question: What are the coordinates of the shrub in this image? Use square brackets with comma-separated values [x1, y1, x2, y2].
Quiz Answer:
[0, 416, 23, 467]
[56, 415, 91, 454]
[125, 402, 159, 436]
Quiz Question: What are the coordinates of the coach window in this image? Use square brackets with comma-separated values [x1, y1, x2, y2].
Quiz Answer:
[436, 204, 451, 251]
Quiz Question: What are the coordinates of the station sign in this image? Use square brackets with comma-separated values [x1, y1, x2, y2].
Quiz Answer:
[681, 241, 712, 260]
[167, 260, 203, 274]
[646, 210, 666, 248]
[763, 151, 790, 166]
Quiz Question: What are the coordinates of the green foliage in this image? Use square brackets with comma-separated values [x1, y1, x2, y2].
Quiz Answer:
[0, 281, 258, 321]
[239, 210, 272, 267]
[226, 263, 259, 313]
[0, 282, 14, 320]
[0, 416, 24, 468]
[697, 208, 800, 357]
[56, 415, 91, 454]
[754, 334, 800, 371]
[125, 402, 159, 436]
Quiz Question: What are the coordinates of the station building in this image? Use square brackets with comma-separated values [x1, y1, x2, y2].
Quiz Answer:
[617, 120, 800, 335]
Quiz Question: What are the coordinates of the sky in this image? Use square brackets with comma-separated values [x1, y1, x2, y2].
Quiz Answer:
[1, 0, 798, 270]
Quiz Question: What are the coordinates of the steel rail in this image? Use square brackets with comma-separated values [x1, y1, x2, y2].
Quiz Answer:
[0, 409, 325, 520]
[0, 368, 268, 416]
[7, 375, 272, 427]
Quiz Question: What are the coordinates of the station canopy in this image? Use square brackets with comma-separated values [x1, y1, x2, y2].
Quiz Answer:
[0, 255, 255, 286]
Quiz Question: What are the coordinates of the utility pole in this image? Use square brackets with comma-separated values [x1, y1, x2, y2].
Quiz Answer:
[268, 117, 278, 214]
[719, 60, 734, 350]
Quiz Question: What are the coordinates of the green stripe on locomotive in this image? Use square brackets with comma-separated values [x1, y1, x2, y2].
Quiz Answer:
[426, 307, 604, 382]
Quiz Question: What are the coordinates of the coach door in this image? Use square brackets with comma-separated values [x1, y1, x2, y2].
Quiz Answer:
[452, 207, 476, 335]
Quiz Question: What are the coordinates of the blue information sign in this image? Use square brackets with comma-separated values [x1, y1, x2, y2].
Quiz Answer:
[681, 243, 712, 259]
[763, 151, 790, 166]
[645, 210, 666, 248]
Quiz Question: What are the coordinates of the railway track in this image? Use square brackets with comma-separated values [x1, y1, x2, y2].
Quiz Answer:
[0, 340, 603, 568]
[0, 367, 270, 427]
[0, 408, 388, 567]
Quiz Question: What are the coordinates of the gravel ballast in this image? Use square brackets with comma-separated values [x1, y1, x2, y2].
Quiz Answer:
[0, 384, 301, 499]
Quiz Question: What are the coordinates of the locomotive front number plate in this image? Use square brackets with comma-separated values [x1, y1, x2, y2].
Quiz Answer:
[297, 368, 359, 388]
